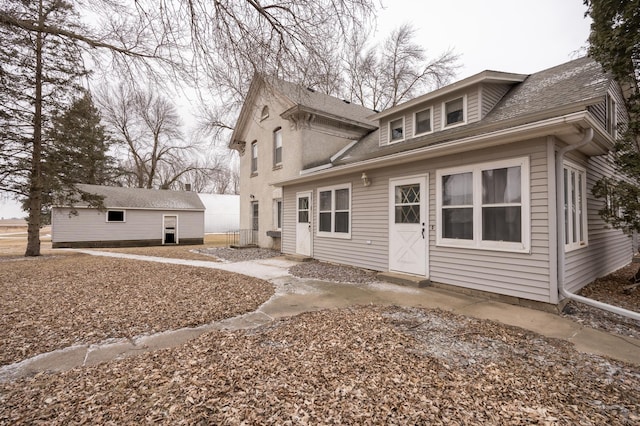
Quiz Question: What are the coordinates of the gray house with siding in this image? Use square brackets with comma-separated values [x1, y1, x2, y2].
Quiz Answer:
[52, 184, 205, 248]
[230, 57, 634, 308]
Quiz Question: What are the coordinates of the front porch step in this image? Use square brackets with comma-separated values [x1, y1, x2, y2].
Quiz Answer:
[377, 272, 431, 288]
[284, 254, 314, 262]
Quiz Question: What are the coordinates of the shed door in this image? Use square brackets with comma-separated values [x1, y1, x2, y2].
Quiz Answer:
[389, 175, 428, 276]
[163, 215, 178, 244]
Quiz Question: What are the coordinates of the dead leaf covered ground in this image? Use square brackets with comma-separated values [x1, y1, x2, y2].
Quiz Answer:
[1, 306, 638, 425]
[0, 254, 273, 366]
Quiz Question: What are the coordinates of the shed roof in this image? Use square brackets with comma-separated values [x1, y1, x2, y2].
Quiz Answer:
[75, 184, 205, 211]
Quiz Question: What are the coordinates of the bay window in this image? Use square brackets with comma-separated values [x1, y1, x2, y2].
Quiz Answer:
[317, 184, 351, 238]
[437, 157, 530, 252]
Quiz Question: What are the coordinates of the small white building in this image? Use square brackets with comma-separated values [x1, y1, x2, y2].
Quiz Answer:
[52, 184, 205, 248]
[198, 193, 240, 233]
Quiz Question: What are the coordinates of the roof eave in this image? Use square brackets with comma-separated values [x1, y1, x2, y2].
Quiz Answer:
[271, 111, 604, 187]
[281, 105, 377, 130]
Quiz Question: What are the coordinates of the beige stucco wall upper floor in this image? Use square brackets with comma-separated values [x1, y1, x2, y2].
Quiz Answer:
[236, 82, 373, 248]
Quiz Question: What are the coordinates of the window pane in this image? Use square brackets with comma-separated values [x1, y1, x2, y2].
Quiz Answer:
[335, 188, 349, 210]
[482, 167, 521, 204]
[395, 205, 420, 224]
[395, 185, 420, 204]
[442, 208, 473, 239]
[482, 206, 521, 242]
[335, 212, 349, 233]
[445, 98, 464, 125]
[390, 118, 403, 141]
[298, 197, 309, 210]
[277, 201, 283, 228]
[298, 210, 308, 223]
[251, 202, 259, 231]
[442, 173, 472, 205]
[274, 129, 282, 164]
[107, 211, 124, 222]
[415, 110, 431, 134]
[319, 212, 331, 232]
[319, 191, 332, 211]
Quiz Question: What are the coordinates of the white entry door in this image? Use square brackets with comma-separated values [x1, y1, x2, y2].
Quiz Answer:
[389, 175, 428, 276]
[296, 192, 312, 256]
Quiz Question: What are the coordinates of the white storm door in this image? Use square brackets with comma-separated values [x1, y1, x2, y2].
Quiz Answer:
[389, 175, 428, 276]
[296, 192, 312, 256]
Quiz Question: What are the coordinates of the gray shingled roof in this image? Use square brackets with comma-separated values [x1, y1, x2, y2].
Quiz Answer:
[75, 184, 205, 210]
[334, 57, 611, 165]
[267, 77, 376, 127]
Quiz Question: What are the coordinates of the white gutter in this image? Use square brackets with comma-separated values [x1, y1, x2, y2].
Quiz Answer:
[555, 128, 640, 321]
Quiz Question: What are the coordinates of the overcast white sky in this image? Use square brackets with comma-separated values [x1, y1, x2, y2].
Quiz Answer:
[0, 0, 592, 219]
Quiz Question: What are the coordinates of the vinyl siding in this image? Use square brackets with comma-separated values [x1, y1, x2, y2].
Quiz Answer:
[563, 152, 633, 293]
[378, 88, 481, 146]
[481, 84, 511, 118]
[283, 138, 554, 302]
[52, 208, 204, 243]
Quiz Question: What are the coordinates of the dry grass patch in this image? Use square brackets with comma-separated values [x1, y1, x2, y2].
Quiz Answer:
[0, 254, 273, 366]
[1, 306, 638, 424]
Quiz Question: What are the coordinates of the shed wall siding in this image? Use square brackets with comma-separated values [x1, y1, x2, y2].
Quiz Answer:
[563, 153, 633, 293]
[283, 138, 553, 302]
[52, 208, 204, 242]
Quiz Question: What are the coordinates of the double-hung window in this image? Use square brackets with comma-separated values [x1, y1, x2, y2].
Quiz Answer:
[443, 96, 466, 128]
[317, 184, 351, 238]
[436, 157, 530, 252]
[414, 108, 432, 136]
[251, 141, 258, 174]
[273, 128, 282, 167]
[563, 161, 587, 251]
[389, 118, 404, 143]
[606, 94, 617, 138]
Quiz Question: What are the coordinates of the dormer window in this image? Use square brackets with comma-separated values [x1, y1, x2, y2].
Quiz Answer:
[260, 105, 269, 121]
[606, 94, 617, 138]
[414, 108, 432, 135]
[389, 117, 404, 143]
[443, 96, 466, 127]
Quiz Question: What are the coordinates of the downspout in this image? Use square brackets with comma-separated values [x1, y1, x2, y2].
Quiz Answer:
[556, 127, 640, 321]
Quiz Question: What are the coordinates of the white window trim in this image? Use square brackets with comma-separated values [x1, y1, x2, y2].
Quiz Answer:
[605, 93, 617, 139]
[413, 107, 433, 137]
[106, 209, 126, 223]
[388, 117, 405, 144]
[273, 127, 282, 167]
[563, 160, 588, 252]
[273, 198, 283, 231]
[316, 183, 352, 239]
[441, 95, 467, 129]
[435, 156, 530, 253]
[250, 141, 258, 174]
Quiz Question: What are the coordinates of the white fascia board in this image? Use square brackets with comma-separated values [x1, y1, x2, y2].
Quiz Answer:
[271, 111, 595, 187]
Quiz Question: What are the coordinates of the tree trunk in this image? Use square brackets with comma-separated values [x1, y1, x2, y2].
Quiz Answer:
[25, 0, 44, 257]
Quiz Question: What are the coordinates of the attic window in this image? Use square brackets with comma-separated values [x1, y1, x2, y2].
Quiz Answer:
[389, 118, 404, 143]
[414, 108, 432, 135]
[443, 96, 466, 127]
[107, 210, 125, 222]
[260, 106, 269, 121]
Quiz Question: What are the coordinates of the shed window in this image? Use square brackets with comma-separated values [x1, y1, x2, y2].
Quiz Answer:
[317, 183, 351, 238]
[107, 210, 125, 222]
[564, 161, 588, 251]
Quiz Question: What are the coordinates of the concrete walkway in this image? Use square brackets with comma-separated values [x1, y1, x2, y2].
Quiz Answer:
[2, 250, 639, 382]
